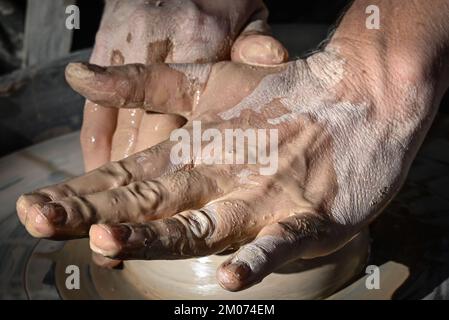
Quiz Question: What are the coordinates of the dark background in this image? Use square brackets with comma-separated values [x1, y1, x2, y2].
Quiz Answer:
[0, 0, 447, 156]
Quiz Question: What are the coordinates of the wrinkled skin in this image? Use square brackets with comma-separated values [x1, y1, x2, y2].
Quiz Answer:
[81, 0, 287, 266]
[18, 41, 444, 291]
[17, 0, 449, 291]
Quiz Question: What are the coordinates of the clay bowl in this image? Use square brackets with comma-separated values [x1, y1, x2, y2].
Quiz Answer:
[53, 230, 370, 300]
[121, 230, 369, 299]
[52, 231, 369, 299]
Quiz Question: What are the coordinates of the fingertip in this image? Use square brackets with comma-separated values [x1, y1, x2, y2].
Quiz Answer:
[16, 193, 51, 225]
[65, 62, 95, 81]
[65, 63, 108, 94]
[25, 204, 57, 238]
[232, 34, 289, 66]
[217, 261, 252, 292]
[16, 195, 30, 225]
[89, 224, 129, 257]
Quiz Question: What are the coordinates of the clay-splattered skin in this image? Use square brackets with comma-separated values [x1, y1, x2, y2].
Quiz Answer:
[17, 0, 449, 291]
[83, 0, 287, 267]
[83, 0, 288, 172]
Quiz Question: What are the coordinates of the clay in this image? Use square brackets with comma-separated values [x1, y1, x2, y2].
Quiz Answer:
[110, 50, 125, 66]
[49, 233, 369, 299]
[122, 229, 369, 299]
[147, 39, 173, 63]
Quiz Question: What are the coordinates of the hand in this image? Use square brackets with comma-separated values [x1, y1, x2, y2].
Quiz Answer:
[18, 34, 439, 291]
[81, 0, 287, 267]
[82, 0, 288, 171]
[18, 0, 449, 291]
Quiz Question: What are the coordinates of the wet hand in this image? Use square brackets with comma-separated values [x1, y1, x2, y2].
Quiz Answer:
[18, 36, 438, 291]
[82, 0, 288, 172]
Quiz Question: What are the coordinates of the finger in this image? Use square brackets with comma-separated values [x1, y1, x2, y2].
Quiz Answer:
[231, 5, 288, 66]
[81, 100, 118, 171]
[104, 47, 145, 163]
[110, 108, 144, 161]
[91, 252, 122, 269]
[133, 113, 186, 158]
[22, 168, 225, 238]
[17, 140, 175, 226]
[65, 62, 211, 116]
[80, 45, 120, 172]
[217, 213, 339, 292]
[112, 112, 186, 161]
[89, 196, 261, 260]
[232, 35, 289, 66]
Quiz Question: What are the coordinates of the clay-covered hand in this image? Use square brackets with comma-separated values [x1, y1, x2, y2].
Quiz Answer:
[17, 35, 442, 291]
[84, 0, 287, 268]
[82, 0, 288, 171]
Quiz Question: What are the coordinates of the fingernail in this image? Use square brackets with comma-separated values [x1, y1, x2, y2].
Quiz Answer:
[26, 205, 55, 237]
[66, 63, 106, 81]
[224, 261, 251, 281]
[218, 260, 252, 292]
[16, 193, 52, 224]
[66, 63, 95, 80]
[90, 224, 131, 256]
[240, 38, 287, 65]
[39, 203, 67, 226]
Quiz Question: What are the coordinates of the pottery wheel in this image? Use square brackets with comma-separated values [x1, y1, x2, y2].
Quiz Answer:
[2, 114, 449, 299]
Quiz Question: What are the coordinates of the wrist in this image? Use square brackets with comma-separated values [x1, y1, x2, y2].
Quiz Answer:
[325, 0, 449, 117]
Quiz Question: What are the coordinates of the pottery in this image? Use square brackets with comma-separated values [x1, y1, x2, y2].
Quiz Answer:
[122, 230, 369, 299]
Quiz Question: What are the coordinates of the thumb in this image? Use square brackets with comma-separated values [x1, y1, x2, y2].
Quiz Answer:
[231, 8, 288, 66]
[65, 62, 210, 117]
[216, 214, 339, 292]
[232, 34, 289, 66]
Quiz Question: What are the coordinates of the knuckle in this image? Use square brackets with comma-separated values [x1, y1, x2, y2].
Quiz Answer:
[185, 210, 216, 239]
[99, 161, 134, 188]
[39, 184, 76, 201]
[276, 214, 330, 242]
[175, 209, 216, 253]
[58, 197, 91, 226]
[129, 181, 164, 211]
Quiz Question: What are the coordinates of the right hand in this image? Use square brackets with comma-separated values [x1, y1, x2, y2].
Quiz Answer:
[82, 0, 288, 171]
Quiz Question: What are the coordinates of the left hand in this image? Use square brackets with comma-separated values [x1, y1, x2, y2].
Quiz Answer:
[17, 38, 439, 291]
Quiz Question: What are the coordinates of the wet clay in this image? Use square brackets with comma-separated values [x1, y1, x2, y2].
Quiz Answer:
[122, 230, 369, 299]
[53, 230, 369, 299]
